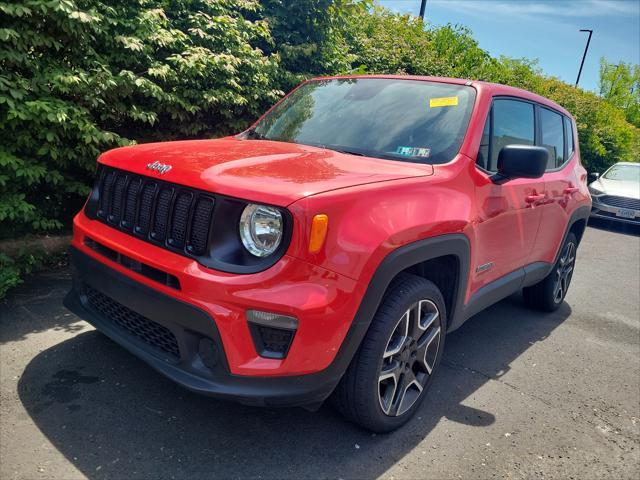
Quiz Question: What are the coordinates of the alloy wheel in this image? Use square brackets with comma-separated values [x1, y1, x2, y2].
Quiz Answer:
[378, 299, 441, 416]
[554, 241, 576, 304]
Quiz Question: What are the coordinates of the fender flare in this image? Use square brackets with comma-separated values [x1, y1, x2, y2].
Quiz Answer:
[326, 234, 471, 381]
[553, 205, 591, 264]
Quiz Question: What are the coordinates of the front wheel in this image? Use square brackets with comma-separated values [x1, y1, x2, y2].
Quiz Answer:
[523, 232, 578, 311]
[331, 273, 446, 432]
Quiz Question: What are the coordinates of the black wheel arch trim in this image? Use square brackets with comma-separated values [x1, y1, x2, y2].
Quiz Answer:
[557, 205, 590, 262]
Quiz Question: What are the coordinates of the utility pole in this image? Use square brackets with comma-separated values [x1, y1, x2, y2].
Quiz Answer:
[575, 29, 593, 87]
[419, 0, 427, 20]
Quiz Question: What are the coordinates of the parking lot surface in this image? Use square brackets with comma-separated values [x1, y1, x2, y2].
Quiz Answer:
[1, 223, 639, 479]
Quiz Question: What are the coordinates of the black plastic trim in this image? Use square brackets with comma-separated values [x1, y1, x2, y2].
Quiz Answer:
[84, 236, 180, 290]
[352, 234, 471, 334]
[461, 267, 526, 322]
[555, 206, 591, 258]
[247, 322, 296, 359]
[85, 165, 293, 275]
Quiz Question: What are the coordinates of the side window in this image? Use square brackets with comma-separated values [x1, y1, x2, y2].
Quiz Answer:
[490, 99, 535, 172]
[540, 108, 565, 169]
[564, 116, 574, 159]
[476, 112, 491, 171]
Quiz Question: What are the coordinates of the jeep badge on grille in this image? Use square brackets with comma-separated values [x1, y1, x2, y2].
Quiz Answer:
[146, 161, 172, 175]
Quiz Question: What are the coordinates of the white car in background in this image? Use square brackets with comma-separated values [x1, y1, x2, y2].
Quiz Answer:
[589, 162, 640, 225]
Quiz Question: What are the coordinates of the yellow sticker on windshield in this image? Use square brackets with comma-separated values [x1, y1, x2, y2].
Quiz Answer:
[429, 96, 459, 108]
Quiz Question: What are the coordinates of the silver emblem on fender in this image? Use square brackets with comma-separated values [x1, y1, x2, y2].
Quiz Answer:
[146, 160, 172, 175]
[475, 262, 494, 274]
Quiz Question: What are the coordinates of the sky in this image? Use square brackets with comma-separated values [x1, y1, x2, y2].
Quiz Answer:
[378, 0, 640, 92]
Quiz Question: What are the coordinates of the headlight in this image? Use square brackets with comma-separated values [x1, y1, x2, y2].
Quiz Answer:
[239, 204, 283, 257]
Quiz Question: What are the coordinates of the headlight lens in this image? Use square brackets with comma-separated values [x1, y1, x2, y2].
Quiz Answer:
[239, 204, 283, 257]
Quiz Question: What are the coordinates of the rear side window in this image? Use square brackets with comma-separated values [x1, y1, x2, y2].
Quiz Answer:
[540, 108, 565, 168]
[564, 116, 574, 159]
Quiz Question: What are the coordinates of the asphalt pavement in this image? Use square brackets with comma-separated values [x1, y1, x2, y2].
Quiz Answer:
[1, 221, 639, 479]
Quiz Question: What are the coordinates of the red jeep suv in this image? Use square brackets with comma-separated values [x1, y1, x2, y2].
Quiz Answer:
[65, 76, 591, 432]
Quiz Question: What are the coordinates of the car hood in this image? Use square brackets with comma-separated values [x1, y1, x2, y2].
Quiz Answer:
[98, 137, 433, 206]
[590, 177, 640, 200]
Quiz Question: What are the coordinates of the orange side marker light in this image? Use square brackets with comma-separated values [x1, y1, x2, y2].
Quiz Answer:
[309, 214, 329, 254]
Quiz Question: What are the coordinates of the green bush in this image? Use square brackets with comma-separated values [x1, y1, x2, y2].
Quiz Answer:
[1, 0, 282, 240]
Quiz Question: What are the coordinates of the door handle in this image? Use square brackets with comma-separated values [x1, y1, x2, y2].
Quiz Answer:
[525, 194, 546, 204]
[564, 186, 579, 195]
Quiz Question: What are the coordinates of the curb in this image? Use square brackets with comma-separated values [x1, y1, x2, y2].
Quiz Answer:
[0, 234, 72, 258]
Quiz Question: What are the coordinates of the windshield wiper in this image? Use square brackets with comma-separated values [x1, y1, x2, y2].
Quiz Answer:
[314, 144, 366, 157]
[244, 128, 267, 140]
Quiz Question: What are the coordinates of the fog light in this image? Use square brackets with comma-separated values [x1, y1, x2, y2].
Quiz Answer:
[247, 310, 297, 359]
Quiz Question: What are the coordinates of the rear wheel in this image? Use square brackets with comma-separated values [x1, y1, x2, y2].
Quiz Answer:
[523, 232, 578, 311]
[331, 273, 446, 432]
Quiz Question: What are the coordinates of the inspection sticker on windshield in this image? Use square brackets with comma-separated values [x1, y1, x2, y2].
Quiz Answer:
[429, 96, 459, 108]
[396, 146, 431, 157]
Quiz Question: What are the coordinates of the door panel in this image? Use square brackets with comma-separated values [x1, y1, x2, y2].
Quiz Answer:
[530, 111, 579, 263]
[470, 98, 544, 295]
[471, 171, 544, 294]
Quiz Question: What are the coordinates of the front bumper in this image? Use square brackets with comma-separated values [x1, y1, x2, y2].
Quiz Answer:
[590, 197, 640, 225]
[66, 247, 349, 407]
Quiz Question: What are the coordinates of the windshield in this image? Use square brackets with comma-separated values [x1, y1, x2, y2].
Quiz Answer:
[604, 164, 640, 182]
[249, 78, 476, 164]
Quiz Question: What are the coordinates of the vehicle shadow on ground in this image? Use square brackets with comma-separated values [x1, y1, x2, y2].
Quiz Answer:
[17, 294, 571, 479]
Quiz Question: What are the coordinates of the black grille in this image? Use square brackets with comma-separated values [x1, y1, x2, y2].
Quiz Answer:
[89, 166, 215, 259]
[84, 284, 180, 359]
[600, 195, 640, 211]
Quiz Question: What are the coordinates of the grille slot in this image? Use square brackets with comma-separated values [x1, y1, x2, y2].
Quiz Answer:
[136, 182, 156, 235]
[188, 197, 214, 255]
[600, 195, 640, 211]
[85, 284, 180, 359]
[169, 192, 193, 248]
[150, 188, 174, 241]
[99, 170, 116, 217]
[122, 179, 141, 229]
[109, 174, 127, 223]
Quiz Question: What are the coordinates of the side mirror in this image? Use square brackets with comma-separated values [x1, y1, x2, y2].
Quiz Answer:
[589, 172, 600, 181]
[493, 145, 548, 183]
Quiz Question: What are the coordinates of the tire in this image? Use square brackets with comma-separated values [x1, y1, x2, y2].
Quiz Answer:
[331, 273, 446, 432]
[523, 232, 578, 312]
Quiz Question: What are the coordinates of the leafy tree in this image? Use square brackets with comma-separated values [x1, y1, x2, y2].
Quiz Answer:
[599, 58, 640, 127]
[257, 0, 367, 88]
